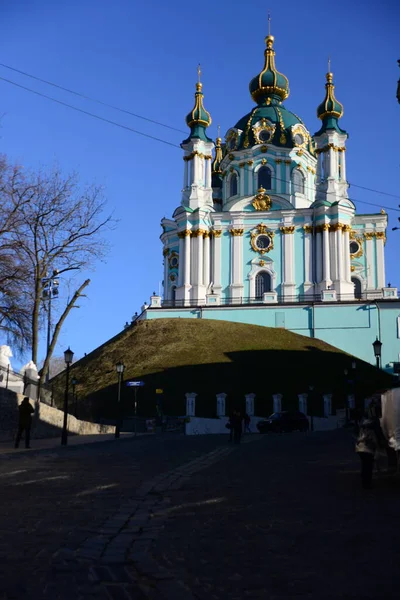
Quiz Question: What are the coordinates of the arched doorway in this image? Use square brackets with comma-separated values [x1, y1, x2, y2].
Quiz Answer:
[351, 277, 362, 299]
[255, 272, 272, 299]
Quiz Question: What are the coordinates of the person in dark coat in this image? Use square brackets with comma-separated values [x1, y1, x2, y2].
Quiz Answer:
[15, 397, 34, 449]
[355, 412, 387, 489]
[231, 410, 243, 444]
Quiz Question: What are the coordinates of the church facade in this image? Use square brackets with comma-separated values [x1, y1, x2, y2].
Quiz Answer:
[142, 33, 400, 371]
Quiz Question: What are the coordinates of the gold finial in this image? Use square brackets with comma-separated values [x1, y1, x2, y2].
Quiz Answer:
[196, 63, 202, 91]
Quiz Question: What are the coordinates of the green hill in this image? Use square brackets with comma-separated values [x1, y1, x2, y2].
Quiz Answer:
[52, 318, 394, 419]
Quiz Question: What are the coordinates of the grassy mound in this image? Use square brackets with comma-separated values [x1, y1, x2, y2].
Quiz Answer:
[52, 318, 394, 419]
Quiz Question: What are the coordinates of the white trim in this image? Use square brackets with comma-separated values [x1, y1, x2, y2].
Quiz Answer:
[248, 260, 276, 298]
[253, 162, 274, 194]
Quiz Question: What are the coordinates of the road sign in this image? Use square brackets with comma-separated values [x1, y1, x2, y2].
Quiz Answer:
[126, 381, 145, 387]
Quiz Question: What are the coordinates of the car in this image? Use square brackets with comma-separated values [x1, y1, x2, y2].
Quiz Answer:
[256, 411, 309, 433]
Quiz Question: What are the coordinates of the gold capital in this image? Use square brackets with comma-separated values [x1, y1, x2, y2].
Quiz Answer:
[230, 228, 244, 236]
[280, 226, 295, 234]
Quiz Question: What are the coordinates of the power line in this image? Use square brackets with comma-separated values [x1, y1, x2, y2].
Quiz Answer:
[0, 75, 181, 150]
[1, 73, 399, 214]
[0, 62, 187, 135]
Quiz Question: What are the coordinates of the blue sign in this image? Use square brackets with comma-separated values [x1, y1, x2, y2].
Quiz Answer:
[126, 381, 145, 387]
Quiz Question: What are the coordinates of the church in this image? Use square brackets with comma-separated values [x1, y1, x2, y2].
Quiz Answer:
[141, 32, 400, 371]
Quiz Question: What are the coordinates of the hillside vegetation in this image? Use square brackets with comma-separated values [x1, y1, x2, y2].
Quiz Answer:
[52, 318, 394, 419]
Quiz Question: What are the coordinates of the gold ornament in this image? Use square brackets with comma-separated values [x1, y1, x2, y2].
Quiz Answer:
[251, 186, 272, 211]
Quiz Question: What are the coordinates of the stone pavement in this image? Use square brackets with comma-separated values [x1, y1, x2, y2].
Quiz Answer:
[0, 432, 138, 455]
[2, 430, 400, 599]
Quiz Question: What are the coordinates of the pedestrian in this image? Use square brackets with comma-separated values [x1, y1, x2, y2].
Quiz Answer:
[226, 412, 234, 442]
[355, 408, 387, 489]
[232, 410, 243, 444]
[15, 397, 34, 449]
[243, 413, 251, 434]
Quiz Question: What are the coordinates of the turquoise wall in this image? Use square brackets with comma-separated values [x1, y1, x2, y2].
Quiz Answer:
[143, 301, 400, 371]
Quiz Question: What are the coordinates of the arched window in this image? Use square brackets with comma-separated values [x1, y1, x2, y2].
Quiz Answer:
[255, 272, 272, 299]
[229, 172, 238, 197]
[292, 169, 305, 194]
[258, 166, 272, 190]
[351, 277, 362, 300]
[171, 285, 177, 304]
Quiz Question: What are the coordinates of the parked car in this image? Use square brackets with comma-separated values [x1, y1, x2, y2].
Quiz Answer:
[256, 411, 309, 433]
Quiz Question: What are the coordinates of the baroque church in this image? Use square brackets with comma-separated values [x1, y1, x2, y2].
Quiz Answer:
[145, 31, 399, 370]
[160, 33, 388, 305]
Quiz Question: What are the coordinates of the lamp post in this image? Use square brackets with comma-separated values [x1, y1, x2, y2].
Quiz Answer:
[344, 369, 349, 422]
[115, 361, 125, 438]
[61, 347, 74, 446]
[41, 269, 60, 383]
[372, 338, 382, 370]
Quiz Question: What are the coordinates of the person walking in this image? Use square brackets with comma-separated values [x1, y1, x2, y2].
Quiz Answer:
[232, 410, 243, 445]
[355, 410, 387, 489]
[15, 397, 34, 449]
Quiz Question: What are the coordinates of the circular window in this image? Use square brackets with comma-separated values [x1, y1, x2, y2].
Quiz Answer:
[259, 129, 272, 142]
[256, 234, 271, 250]
[294, 133, 305, 146]
[170, 256, 179, 268]
[350, 241, 360, 255]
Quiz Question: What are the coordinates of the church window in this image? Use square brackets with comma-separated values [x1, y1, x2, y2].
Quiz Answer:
[229, 172, 238, 197]
[258, 166, 272, 190]
[259, 129, 272, 142]
[351, 277, 362, 300]
[169, 255, 179, 268]
[292, 169, 304, 194]
[255, 272, 272, 298]
[255, 234, 271, 251]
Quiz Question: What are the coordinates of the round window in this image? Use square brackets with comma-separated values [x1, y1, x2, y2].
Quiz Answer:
[259, 129, 271, 142]
[350, 241, 360, 255]
[294, 133, 305, 146]
[170, 256, 179, 268]
[256, 234, 271, 250]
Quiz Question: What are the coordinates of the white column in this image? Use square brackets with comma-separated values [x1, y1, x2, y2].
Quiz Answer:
[343, 227, 351, 282]
[340, 149, 346, 181]
[322, 225, 331, 286]
[196, 231, 204, 287]
[163, 250, 169, 299]
[212, 230, 222, 293]
[273, 394, 282, 413]
[216, 393, 227, 417]
[336, 227, 344, 281]
[185, 392, 196, 416]
[245, 393, 255, 416]
[183, 160, 188, 188]
[178, 236, 184, 286]
[247, 164, 253, 195]
[239, 164, 245, 196]
[376, 233, 386, 288]
[330, 229, 337, 282]
[184, 231, 191, 286]
[285, 161, 291, 194]
[203, 232, 210, 289]
[205, 157, 211, 188]
[365, 235, 374, 289]
[230, 229, 244, 299]
[192, 155, 199, 184]
[316, 231, 322, 284]
[303, 227, 312, 287]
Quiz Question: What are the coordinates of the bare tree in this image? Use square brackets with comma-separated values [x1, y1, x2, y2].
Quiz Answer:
[1, 157, 114, 383]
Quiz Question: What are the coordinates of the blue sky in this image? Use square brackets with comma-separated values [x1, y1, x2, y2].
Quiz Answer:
[1, 0, 399, 368]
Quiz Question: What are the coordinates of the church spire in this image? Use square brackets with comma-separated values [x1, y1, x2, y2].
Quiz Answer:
[316, 68, 344, 132]
[249, 30, 290, 105]
[184, 65, 212, 142]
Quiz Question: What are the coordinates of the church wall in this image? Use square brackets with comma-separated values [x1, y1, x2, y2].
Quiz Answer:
[143, 301, 400, 371]
[294, 230, 304, 293]
[221, 230, 231, 295]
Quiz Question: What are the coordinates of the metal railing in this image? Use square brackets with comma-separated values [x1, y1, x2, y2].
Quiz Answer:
[0, 363, 52, 403]
[161, 292, 388, 309]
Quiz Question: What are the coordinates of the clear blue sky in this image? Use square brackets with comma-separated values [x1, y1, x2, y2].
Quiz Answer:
[1, 0, 399, 368]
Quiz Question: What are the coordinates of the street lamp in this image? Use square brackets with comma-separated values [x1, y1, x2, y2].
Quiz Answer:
[61, 346, 74, 445]
[308, 385, 314, 432]
[41, 269, 60, 383]
[373, 338, 382, 369]
[115, 361, 125, 438]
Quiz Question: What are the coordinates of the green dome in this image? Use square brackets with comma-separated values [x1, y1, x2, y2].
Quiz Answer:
[315, 72, 345, 134]
[183, 82, 212, 142]
[249, 35, 289, 105]
[233, 104, 311, 151]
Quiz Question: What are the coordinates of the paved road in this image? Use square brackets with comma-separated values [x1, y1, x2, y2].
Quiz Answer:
[1, 430, 400, 599]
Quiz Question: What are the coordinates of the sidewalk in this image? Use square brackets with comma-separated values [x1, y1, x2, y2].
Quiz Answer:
[0, 431, 147, 456]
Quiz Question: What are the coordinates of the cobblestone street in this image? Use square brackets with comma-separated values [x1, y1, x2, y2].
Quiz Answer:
[1, 430, 400, 599]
